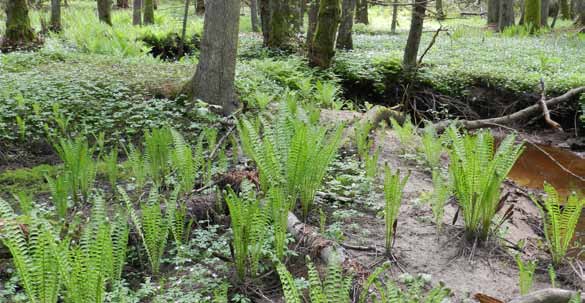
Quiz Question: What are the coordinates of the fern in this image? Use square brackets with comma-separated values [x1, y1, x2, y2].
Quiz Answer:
[46, 174, 69, 220]
[169, 129, 198, 195]
[420, 123, 443, 169]
[447, 126, 524, 241]
[535, 183, 585, 265]
[355, 120, 374, 160]
[167, 186, 192, 255]
[144, 127, 173, 187]
[269, 186, 290, 261]
[13, 191, 33, 216]
[125, 143, 147, 190]
[569, 292, 582, 303]
[515, 254, 537, 295]
[390, 117, 416, 152]
[54, 136, 97, 203]
[548, 264, 557, 288]
[431, 169, 450, 231]
[365, 147, 381, 180]
[212, 283, 229, 303]
[276, 263, 302, 303]
[383, 165, 410, 255]
[103, 148, 119, 189]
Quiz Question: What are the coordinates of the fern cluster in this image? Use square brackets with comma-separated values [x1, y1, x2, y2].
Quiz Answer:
[383, 165, 410, 255]
[535, 183, 585, 265]
[365, 147, 381, 180]
[237, 102, 344, 219]
[431, 169, 450, 231]
[102, 147, 119, 189]
[447, 126, 524, 241]
[515, 254, 536, 295]
[54, 136, 97, 203]
[390, 117, 417, 153]
[420, 123, 443, 169]
[354, 120, 374, 160]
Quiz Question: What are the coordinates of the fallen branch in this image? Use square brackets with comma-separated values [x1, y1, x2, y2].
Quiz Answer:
[538, 79, 563, 132]
[434, 86, 585, 131]
[509, 288, 584, 303]
[418, 25, 443, 66]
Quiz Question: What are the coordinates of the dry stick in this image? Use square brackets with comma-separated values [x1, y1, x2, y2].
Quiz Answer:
[417, 25, 442, 66]
[538, 79, 563, 132]
[434, 86, 585, 131]
[208, 125, 236, 160]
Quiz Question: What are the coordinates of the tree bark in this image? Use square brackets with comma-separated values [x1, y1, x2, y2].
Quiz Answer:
[97, 0, 112, 25]
[498, 0, 515, 30]
[116, 0, 129, 8]
[306, 0, 320, 47]
[186, 0, 241, 115]
[436, 0, 446, 20]
[577, 0, 585, 27]
[336, 0, 356, 49]
[195, 0, 205, 15]
[267, 0, 294, 48]
[524, 0, 541, 30]
[143, 0, 154, 24]
[308, 0, 341, 68]
[250, 0, 260, 32]
[50, 0, 61, 32]
[509, 288, 584, 303]
[560, 0, 570, 18]
[488, 0, 500, 26]
[3, 0, 36, 48]
[259, 0, 271, 45]
[541, 0, 550, 26]
[178, 0, 190, 58]
[403, 0, 427, 73]
[300, 0, 307, 28]
[132, 0, 142, 25]
[391, 0, 399, 33]
[355, 0, 368, 24]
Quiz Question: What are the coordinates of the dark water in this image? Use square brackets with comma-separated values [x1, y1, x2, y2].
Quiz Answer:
[507, 143, 585, 244]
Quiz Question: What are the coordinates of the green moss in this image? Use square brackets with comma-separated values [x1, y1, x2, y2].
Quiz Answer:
[0, 164, 60, 195]
[3, 0, 35, 45]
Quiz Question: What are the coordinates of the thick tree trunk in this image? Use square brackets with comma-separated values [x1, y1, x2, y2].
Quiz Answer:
[498, 0, 515, 30]
[50, 0, 61, 32]
[355, 0, 368, 24]
[436, 0, 446, 19]
[267, 0, 294, 48]
[187, 0, 241, 115]
[403, 0, 427, 73]
[132, 0, 142, 25]
[524, 0, 541, 30]
[541, 0, 550, 26]
[306, 0, 320, 47]
[196, 0, 205, 15]
[308, 0, 341, 68]
[488, 0, 500, 26]
[336, 0, 356, 49]
[250, 0, 260, 32]
[259, 0, 271, 45]
[97, 0, 112, 25]
[576, 0, 585, 27]
[143, 0, 154, 24]
[391, 0, 398, 33]
[559, 0, 570, 19]
[116, 0, 129, 8]
[3, 0, 36, 48]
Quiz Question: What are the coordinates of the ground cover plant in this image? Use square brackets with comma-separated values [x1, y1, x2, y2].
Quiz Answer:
[2, 0, 585, 302]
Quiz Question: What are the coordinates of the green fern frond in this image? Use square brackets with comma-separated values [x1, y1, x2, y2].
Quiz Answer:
[276, 263, 302, 303]
[384, 166, 410, 255]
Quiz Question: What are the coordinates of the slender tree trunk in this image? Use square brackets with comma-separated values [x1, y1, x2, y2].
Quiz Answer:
[391, 0, 398, 33]
[403, 0, 427, 73]
[290, 0, 302, 31]
[550, 2, 559, 27]
[577, 0, 585, 27]
[308, 0, 341, 68]
[132, 0, 142, 25]
[355, 0, 368, 24]
[488, 0, 500, 26]
[268, 0, 294, 48]
[498, 0, 515, 30]
[541, 0, 549, 26]
[250, 0, 260, 32]
[519, 0, 526, 24]
[187, 0, 241, 115]
[259, 0, 271, 45]
[336, 0, 355, 49]
[436, 0, 446, 19]
[196, 0, 205, 15]
[306, 0, 319, 47]
[143, 0, 154, 24]
[300, 0, 307, 27]
[97, 0, 113, 25]
[2, 0, 36, 48]
[559, 0, 570, 19]
[50, 0, 61, 32]
[178, 0, 189, 58]
[524, 0, 541, 30]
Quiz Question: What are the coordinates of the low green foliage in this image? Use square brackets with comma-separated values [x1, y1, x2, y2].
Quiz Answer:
[431, 169, 450, 231]
[535, 183, 585, 265]
[103, 148, 119, 189]
[390, 117, 416, 152]
[54, 136, 97, 203]
[383, 166, 410, 255]
[447, 126, 524, 241]
[354, 120, 374, 160]
[365, 147, 381, 180]
[420, 123, 443, 169]
[515, 255, 537, 295]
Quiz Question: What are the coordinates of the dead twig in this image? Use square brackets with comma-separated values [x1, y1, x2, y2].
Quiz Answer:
[417, 25, 443, 66]
[538, 79, 563, 132]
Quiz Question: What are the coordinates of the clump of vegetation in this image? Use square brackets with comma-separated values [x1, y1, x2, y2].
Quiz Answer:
[515, 254, 537, 295]
[383, 165, 410, 255]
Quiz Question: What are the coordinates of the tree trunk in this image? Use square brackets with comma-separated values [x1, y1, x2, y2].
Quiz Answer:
[116, 0, 129, 8]
[178, 0, 190, 58]
[267, 0, 294, 48]
[300, 0, 307, 28]
[50, 0, 61, 32]
[306, 0, 319, 47]
[355, 0, 368, 24]
[576, 0, 585, 26]
[250, 0, 260, 32]
[336, 0, 356, 49]
[290, 0, 302, 31]
[488, 0, 500, 26]
[559, 0, 570, 19]
[403, 0, 427, 73]
[259, 0, 271, 45]
[519, 0, 526, 24]
[143, 0, 154, 24]
[97, 0, 112, 25]
[2, 0, 36, 48]
[541, 0, 549, 26]
[308, 0, 341, 68]
[132, 0, 142, 25]
[196, 0, 205, 15]
[524, 0, 541, 30]
[187, 0, 241, 115]
[498, 0, 515, 30]
[391, 0, 398, 33]
[436, 0, 446, 19]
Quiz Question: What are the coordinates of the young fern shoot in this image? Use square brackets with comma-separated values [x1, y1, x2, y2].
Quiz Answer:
[431, 169, 450, 232]
[384, 165, 410, 255]
[390, 117, 416, 153]
[420, 123, 443, 169]
[535, 183, 585, 265]
[355, 119, 374, 160]
[515, 254, 537, 295]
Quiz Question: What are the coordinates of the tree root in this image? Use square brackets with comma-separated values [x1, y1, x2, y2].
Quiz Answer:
[508, 288, 583, 303]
